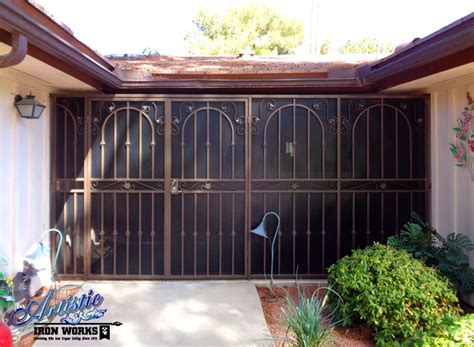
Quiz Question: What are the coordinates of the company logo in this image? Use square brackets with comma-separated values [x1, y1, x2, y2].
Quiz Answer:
[9, 287, 122, 343]
[10, 289, 105, 327]
[33, 321, 122, 342]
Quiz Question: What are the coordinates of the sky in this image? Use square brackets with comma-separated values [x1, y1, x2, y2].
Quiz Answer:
[35, 0, 473, 56]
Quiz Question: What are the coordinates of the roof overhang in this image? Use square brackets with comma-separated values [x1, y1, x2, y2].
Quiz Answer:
[0, 1, 472, 94]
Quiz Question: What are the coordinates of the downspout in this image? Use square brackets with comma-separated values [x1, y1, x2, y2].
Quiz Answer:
[0, 31, 27, 68]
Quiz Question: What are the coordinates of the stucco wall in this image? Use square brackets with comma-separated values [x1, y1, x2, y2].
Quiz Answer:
[429, 73, 474, 302]
[0, 68, 51, 276]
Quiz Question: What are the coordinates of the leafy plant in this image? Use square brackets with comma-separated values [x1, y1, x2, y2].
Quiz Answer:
[281, 286, 342, 347]
[388, 212, 474, 292]
[327, 243, 460, 345]
[0, 257, 14, 312]
[402, 314, 474, 346]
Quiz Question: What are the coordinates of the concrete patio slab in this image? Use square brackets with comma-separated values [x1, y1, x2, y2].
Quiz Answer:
[34, 281, 273, 346]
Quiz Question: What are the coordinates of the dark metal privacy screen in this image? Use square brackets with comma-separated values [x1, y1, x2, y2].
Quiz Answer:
[52, 96, 427, 279]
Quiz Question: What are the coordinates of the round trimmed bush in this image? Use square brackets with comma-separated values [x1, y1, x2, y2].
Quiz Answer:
[327, 243, 460, 345]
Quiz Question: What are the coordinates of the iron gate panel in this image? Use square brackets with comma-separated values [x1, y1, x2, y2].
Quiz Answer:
[53, 98, 86, 276]
[88, 100, 166, 277]
[339, 98, 427, 257]
[170, 101, 247, 277]
[52, 95, 428, 279]
[250, 98, 339, 276]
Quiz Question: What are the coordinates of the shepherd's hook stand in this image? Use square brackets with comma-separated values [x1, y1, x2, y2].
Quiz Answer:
[250, 212, 280, 285]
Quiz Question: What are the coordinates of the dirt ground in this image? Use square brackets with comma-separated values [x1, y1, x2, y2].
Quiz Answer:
[256, 285, 374, 346]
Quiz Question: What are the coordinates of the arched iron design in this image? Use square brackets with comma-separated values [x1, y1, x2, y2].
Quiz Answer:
[99, 106, 156, 179]
[178, 106, 237, 179]
[179, 106, 236, 146]
[56, 101, 79, 179]
[351, 103, 414, 179]
[262, 103, 326, 179]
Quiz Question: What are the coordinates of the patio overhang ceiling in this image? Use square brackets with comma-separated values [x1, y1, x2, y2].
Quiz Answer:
[0, 1, 472, 94]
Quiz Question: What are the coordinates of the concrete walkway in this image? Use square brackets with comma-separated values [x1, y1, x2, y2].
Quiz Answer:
[34, 281, 273, 346]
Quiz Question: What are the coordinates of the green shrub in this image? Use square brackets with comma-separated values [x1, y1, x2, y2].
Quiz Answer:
[281, 286, 341, 346]
[327, 243, 460, 345]
[388, 212, 474, 292]
[402, 314, 474, 346]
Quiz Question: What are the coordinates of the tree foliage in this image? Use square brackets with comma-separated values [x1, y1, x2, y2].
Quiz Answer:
[185, 5, 304, 55]
[338, 38, 394, 54]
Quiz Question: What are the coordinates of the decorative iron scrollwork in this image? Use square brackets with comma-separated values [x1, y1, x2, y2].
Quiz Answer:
[121, 182, 135, 190]
[156, 116, 165, 135]
[289, 182, 301, 190]
[201, 182, 212, 191]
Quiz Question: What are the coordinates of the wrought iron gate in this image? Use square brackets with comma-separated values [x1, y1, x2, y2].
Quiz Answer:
[52, 96, 428, 279]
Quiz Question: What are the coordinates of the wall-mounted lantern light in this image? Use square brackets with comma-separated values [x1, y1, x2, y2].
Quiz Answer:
[14, 93, 46, 119]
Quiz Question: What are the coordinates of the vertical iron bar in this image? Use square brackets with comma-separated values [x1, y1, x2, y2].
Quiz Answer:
[366, 192, 370, 245]
[83, 98, 91, 278]
[206, 105, 210, 179]
[366, 109, 370, 178]
[395, 193, 399, 233]
[63, 114, 67, 178]
[126, 103, 130, 179]
[352, 193, 356, 248]
[113, 193, 117, 275]
[73, 192, 77, 275]
[381, 100, 384, 178]
[321, 193, 326, 273]
[63, 192, 67, 274]
[219, 193, 222, 275]
[278, 109, 281, 179]
[278, 193, 281, 274]
[181, 194, 185, 275]
[336, 97, 341, 260]
[126, 193, 130, 275]
[395, 111, 399, 178]
[219, 112, 222, 179]
[307, 109, 310, 178]
[114, 114, 117, 179]
[194, 110, 197, 179]
[381, 193, 385, 242]
[138, 192, 142, 275]
[50, 98, 57, 274]
[139, 109, 142, 178]
[151, 193, 155, 275]
[292, 193, 296, 273]
[306, 193, 311, 274]
[231, 193, 235, 275]
[73, 118, 77, 179]
[194, 193, 197, 275]
[206, 193, 210, 275]
[293, 100, 296, 179]
[164, 99, 172, 277]
[246, 99, 251, 279]
[100, 192, 104, 275]
[263, 193, 267, 274]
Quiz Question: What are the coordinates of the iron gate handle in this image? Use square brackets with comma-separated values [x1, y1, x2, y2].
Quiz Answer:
[170, 179, 181, 194]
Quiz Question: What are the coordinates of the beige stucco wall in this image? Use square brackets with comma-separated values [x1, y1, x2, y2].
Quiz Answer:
[429, 72, 474, 302]
[0, 68, 51, 275]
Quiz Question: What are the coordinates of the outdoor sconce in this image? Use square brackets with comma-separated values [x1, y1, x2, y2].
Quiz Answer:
[14, 93, 46, 119]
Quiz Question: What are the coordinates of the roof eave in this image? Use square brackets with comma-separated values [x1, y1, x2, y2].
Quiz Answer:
[0, 0, 121, 90]
[359, 14, 474, 91]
